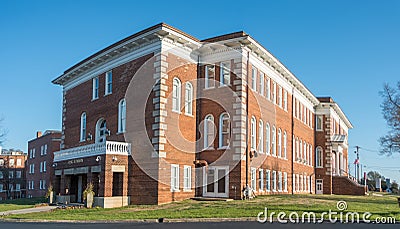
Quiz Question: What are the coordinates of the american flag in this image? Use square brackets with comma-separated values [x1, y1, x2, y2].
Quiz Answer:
[353, 158, 359, 164]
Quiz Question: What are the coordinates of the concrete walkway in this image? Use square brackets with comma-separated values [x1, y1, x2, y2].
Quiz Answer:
[0, 206, 58, 216]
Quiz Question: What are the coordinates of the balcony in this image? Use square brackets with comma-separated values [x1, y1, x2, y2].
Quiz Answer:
[54, 141, 131, 162]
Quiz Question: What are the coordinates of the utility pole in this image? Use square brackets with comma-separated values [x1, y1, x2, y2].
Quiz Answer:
[355, 146, 360, 183]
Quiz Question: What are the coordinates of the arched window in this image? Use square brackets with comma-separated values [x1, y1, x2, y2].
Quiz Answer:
[204, 115, 214, 149]
[118, 99, 126, 133]
[80, 112, 86, 142]
[266, 123, 270, 155]
[283, 131, 287, 159]
[278, 129, 282, 157]
[172, 78, 181, 112]
[250, 116, 256, 150]
[316, 146, 323, 168]
[272, 126, 276, 156]
[219, 113, 230, 148]
[185, 83, 193, 115]
[316, 116, 323, 131]
[258, 120, 264, 153]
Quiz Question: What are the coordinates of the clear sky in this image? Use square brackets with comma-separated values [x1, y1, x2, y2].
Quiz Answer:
[0, 0, 399, 182]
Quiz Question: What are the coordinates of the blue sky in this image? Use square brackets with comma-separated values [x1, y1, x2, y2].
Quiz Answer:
[0, 0, 399, 182]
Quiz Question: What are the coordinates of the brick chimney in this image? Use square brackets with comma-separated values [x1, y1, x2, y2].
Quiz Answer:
[36, 131, 42, 138]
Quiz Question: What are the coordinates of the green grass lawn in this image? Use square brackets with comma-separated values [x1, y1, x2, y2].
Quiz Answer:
[4, 194, 400, 221]
[0, 197, 46, 212]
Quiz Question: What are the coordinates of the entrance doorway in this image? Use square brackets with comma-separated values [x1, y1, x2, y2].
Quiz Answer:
[316, 179, 323, 194]
[70, 174, 87, 203]
[203, 166, 229, 198]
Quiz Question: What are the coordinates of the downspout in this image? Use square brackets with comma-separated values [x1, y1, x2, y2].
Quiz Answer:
[245, 48, 250, 193]
[291, 87, 295, 195]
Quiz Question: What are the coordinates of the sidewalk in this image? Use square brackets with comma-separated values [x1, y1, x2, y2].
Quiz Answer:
[0, 206, 58, 216]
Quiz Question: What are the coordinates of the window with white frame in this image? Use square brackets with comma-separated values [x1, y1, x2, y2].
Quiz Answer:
[220, 61, 230, 86]
[272, 126, 276, 156]
[32, 148, 35, 158]
[183, 165, 191, 191]
[283, 131, 287, 159]
[273, 82, 277, 104]
[284, 172, 288, 192]
[259, 169, 264, 192]
[44, 144, 47, 155]
[316, 147, 323, 168]
[105, 71, 112, 95]
[172, 78, 181, 112]
[303, 107, 307, 124]
[258, 120, 264, 153]
[265, 170, 271, 191]
[309, 145, 312, 166]
[16, 170, 21, 178]
[278, 171, 282, 191]
[16, 184, 20, 191]
[205, 65, 215, 89]
[43, 161, 46, 172]
[303, 175, 307, 192]
[80, 112, 86, 142]
[219, 113, 230, 148]
[300, 175, 303, 191]
[0, 159, 3, 167]
[251, 116, 256, 150]
[259, 73, 264, 96]
[40, 162, 43, 173]
[293, 174, 296, 192]
[118, 99, 126, 133]
[299, 139, 303, 160]
[296, 174, 300, 192]
[17, 158, 22, 166]
[278, 129, 282, 157]
[9, 159, 14, 167]
[266, 78, 271, 100]
[296, 138, 299, 160]
[251, 168, 256, 190]
[0, 184, 3, 192]
[92, 77, 99, 100]
[266, 123, 270, 155]
[304, 142, 307, 163]
[0, 171, 2, 179]
[204, 115, 215, 149]
[9, 171, 14, 178]
[283, 90, 288, 111]
[278, 86, 282, 107]
[251, 67, 257, 91]
[272, 171, 277, 191]
[40, 145, 44, 156]
[185, 83, 193, 115]
[316, 116, 323, 131]
[171, 164, 179, 191]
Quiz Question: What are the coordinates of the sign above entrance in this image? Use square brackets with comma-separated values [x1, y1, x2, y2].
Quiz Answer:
[67, 158, 84, 165]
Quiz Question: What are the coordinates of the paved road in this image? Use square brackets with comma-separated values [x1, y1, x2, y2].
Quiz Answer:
[0, 206, 58, 216]
[0, 222, 398, 229]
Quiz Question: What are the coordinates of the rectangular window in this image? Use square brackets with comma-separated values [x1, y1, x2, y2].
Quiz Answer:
[251, 168, 256, 190]
[40, 145, 44, 155]
[259, 169, 264, 192]
[9, 158, 15, 167]
[272, 171, 277, 191]
[44, 144, 47, 155]
[283, 90, 288, 111]
[40, 162, 43, 173]
[293, 174, 296, 192]
[0, 171, 3, 179]
[259, 73, 264, 96]
[220, 61, 231, 86]
[251, 67, 257, 91]
[43, 161, 46, 172]
[273, 82, 277, 104]
[16, 171, 21, 178]
[33, 148, 35, 158]
[278, 86, 282, 107]
[0, 184, 3, 192]
[9, 171, 14, 179]
[93, 77, 99, 99]
[205, 65, 215, 89]
[171, 164, 179, 191]
[183, 165, 191, 191]
[266, 78, 271, 100]
[184, 83, 193, 115]
[278, 171, 282, 191]
[265, 170, 271, 191]
[316, 116, 323, 131]
[0, 159, 4, 166]
[16, 184, 20, 191]
[16, 158, 22, 166]
[105, 71, 112, 95]
[284, 172, 288, 192]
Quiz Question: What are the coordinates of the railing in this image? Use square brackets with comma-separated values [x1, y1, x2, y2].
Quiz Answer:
[54, 141, 131, 162]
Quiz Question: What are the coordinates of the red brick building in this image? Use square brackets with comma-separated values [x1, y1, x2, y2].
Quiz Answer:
[26, 130, 61, 198]
[0, 149, 27, 200]
[52, 23, 362, 208]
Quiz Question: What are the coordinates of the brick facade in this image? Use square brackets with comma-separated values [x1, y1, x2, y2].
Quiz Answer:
[51, 23, 359, 207]
[0, 150, 27, 200]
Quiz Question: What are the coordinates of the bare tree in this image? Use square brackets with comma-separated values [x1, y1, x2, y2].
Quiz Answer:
[0, 118, 6, 146]
[379, 82, 400, 155]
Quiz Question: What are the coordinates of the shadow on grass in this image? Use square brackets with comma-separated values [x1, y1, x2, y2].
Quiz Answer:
[0, 197, 46, 206]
